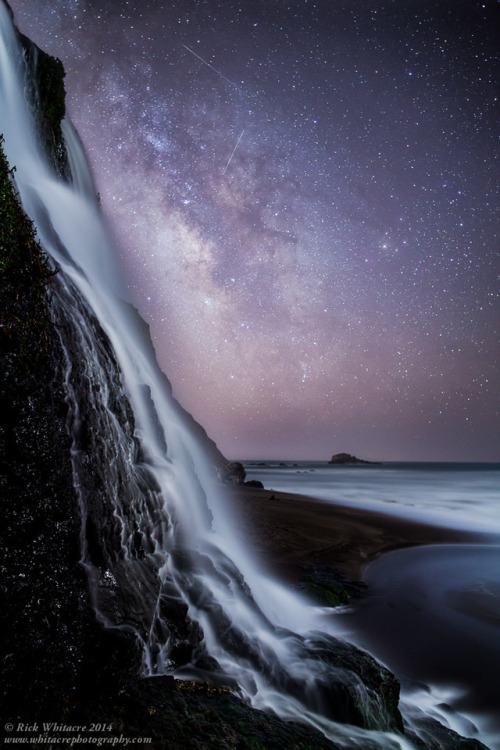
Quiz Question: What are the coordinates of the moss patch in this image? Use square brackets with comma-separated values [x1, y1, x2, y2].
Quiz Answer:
[303, 577, 350, 607]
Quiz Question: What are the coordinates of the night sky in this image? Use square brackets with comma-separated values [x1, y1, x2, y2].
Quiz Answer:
[8, 1, 499, 461]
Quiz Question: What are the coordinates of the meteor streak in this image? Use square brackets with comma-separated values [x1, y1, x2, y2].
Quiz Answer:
[223, 130, 245, 175]
[182, 44, 237, 88]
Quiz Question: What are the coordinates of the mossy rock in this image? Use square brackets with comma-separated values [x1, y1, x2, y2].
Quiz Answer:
[303, 576, 351, 607]
[297, 561, 367, 605]
[304, 580, 350, 607]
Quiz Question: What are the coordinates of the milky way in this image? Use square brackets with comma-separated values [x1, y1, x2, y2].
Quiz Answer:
[8, 0, 499, 460]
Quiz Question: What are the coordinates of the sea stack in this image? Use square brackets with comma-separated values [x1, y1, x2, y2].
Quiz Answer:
[328, 452, 379, 465]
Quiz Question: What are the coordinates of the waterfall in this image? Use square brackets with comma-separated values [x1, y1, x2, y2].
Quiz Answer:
[0, 5, 421, 748]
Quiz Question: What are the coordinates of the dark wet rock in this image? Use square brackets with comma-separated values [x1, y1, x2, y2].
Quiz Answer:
[62, 675, 345, 750]
[15, 25, 68, 177]
[405, 716, 489, 750]
[329, 452, 379, 465]
[297, 633, 404, 732]
[244, 479, 264, 488]
[298, 561, 367, 605]
[220, 460, 247, 484]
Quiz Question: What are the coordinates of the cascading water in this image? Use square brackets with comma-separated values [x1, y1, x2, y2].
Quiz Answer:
[0, 5, 472, 749]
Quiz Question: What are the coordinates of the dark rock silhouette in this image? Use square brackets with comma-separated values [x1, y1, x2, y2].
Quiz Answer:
[329, 452, 379, 465]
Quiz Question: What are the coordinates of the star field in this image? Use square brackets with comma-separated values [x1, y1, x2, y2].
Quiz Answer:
[9, 0, 499, 460]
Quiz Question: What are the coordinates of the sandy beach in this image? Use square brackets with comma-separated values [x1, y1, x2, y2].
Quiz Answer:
[230, 484, 481, 584]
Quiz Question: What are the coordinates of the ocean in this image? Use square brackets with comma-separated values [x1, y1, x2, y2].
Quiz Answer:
[243, 461, 500, 536]
[243, 461, 500, 749]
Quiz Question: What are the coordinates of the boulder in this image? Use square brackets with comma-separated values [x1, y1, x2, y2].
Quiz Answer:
[244, 479, 264, 489]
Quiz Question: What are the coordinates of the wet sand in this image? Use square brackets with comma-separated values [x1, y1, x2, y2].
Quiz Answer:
[230, 484, 483, 584]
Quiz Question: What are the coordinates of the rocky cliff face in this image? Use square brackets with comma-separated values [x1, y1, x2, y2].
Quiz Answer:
[0, 123, 140, 721]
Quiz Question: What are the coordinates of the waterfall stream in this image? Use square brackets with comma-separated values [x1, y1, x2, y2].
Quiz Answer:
[0, 4, 475, 748]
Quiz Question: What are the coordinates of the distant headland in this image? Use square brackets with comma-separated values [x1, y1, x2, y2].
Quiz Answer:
[328, 452, 380, 465]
